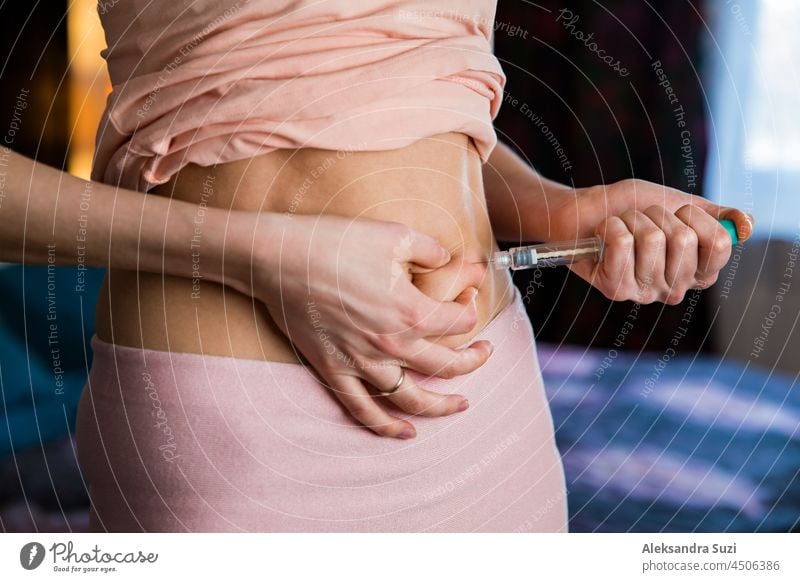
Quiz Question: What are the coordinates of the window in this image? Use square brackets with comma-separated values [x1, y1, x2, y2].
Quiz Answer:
[704, 0, 800, 240]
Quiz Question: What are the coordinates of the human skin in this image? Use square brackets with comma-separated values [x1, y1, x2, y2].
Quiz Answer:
[482, 146, 753, 302]
[1, 138, 753, 440]
[0, 149, 249, 282]
[0, 148, 490, 441]
[95, 132, 506, 440]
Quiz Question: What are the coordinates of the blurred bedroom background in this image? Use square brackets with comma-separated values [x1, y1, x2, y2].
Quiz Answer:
[0, 0, 797, 532]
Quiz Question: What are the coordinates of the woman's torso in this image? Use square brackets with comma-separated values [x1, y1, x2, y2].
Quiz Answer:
[94, 131, 514, 362]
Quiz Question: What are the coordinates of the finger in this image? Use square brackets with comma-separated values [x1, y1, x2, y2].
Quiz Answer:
[619, 209, 667, 298]
[411, 253, 488, 301]
[403, 285, 480, 336]
[361, 365, 469, 418]
[327, 373, 416, 439]
[401, 338, 494, 379]
[719, 207, 755, 243]
[675, 204, 732, 285]
[577, 216, 637, 300]
[678, 197, 755, 243]
[405, 229, 452, 270]
[643, 205, 698, 304]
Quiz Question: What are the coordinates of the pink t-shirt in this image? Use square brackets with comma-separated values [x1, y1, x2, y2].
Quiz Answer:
[92, 0, 506, 191]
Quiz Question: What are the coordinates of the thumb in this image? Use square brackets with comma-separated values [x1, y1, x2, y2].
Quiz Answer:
[406, 230, 452, 271]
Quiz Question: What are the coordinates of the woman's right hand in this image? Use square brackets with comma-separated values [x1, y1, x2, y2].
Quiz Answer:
[231, 212, 493, 439]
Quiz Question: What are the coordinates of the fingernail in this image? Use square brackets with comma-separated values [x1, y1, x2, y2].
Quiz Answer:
[441, 247, 451, 262]
[744, 213, 755, 233]
[738, 215, 753, 241]
[457, 399, 470, 412]
[486, 341, 495, 355]
[399, 426, 416, 439]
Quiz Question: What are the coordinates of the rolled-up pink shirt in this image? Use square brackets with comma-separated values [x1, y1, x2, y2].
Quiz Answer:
[92, 0, 507, 191]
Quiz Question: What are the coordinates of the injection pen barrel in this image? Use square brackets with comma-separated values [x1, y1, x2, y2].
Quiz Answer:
[493, 237, 603, 270]
[527, 237, 603, 267]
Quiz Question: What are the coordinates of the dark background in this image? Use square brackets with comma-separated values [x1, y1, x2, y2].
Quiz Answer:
[492, 0, 711, 352]
[0, 1, 70, 167]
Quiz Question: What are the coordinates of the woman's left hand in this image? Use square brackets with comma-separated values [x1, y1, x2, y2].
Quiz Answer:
[547, 178, 754, 304]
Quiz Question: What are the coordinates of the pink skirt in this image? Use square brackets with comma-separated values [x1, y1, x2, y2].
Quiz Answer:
[75, 286, 568, 532]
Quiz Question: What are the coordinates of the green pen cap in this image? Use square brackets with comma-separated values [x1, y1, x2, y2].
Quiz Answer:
[719, 219, 739, 245]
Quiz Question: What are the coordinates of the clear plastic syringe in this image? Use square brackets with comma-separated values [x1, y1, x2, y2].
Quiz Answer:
[487, 237, 604, 270]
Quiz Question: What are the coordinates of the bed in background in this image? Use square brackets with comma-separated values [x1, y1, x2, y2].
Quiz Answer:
[539, 343, 799, 532]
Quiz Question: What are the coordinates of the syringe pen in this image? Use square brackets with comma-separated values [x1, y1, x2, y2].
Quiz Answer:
[486, 218, 740, 272]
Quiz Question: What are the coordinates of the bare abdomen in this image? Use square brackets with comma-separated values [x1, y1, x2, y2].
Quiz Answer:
[94, 132, 513, 362]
